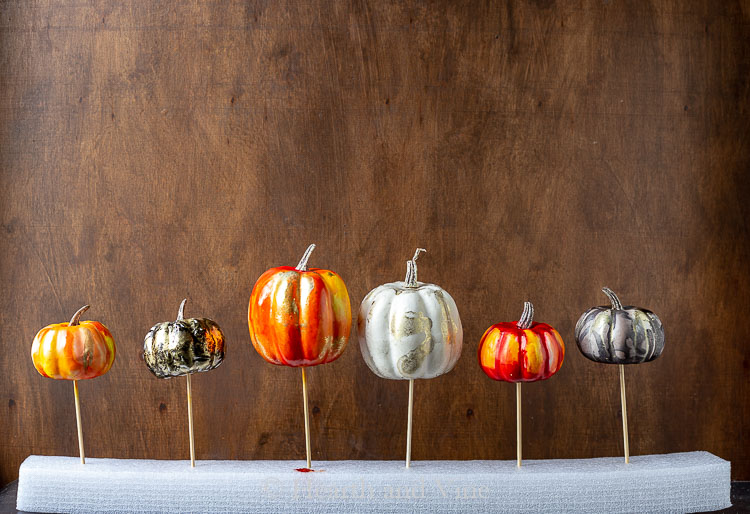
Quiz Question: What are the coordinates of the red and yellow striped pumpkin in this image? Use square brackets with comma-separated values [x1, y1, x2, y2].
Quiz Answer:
[31, 305, 116, 380]
[478, 302, 564, 382]
[248, 244, 351, 367]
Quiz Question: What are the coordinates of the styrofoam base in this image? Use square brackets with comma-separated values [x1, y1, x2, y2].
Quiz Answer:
[17, 452, 730, 513]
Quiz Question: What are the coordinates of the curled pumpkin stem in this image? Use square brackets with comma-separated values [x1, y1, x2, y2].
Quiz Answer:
[602, 287, 623, 310]
[517, 302, 534, 329]
[296, 244, 316, 272]
[404, 248, 426, 287]
[69, 305, 90, 326]
[177, 298, 188, 320]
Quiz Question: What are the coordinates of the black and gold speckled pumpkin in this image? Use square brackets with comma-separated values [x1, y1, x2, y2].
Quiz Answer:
[143, 299, 226, 379]
[575, 288, 664, 365]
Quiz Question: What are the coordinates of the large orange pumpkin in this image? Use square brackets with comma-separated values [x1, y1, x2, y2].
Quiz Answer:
[31, 305, 116, 380]
[248, 244, 352, 366]
[478, 302, 564, 382]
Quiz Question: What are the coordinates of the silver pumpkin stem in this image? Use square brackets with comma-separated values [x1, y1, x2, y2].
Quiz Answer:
[296, 244, 316, 271]
[602, 287, 623, 310]
[177, 299, 187, 321]
[517, 302, 534, 329]
[69, 305, 90, 326]
[404, 248, 426, 287]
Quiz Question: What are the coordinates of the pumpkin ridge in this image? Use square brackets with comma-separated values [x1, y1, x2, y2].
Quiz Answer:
[201, 321, 216, 368]
[313, 268, 352, 363]
[249, 271, 277, 364]
[395, 310, 434, 377]
[81, 328, 94, 374]
[644, 324, 656, 362]
[538, 329, 550, 378]
[159, 325, 173, 376]
[299, 271, 325, 364]
[270, 271, 298, 366]
[58, 329, 69, 377]
[608, 309, 618, 360]
[576, 308, 599, 340]
[591, 327, 608, 362]
[494, 331, 514, 381]
[477, 326, 497, 378]
[555, 329, 565, 370]
[594, 311, 612, 361]
[518, 331, 528, 380]
[85, 323, 107, 375]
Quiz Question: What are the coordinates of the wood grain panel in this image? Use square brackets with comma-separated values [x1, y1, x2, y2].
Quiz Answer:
[1, 0, 748, 484]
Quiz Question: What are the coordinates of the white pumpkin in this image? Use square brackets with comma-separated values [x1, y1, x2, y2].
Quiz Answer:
[358, 249, 463, 379]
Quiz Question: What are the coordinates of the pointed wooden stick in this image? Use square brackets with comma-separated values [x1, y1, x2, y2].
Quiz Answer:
[620, 364, 629, 464]
[301, 367, 311, 468]
[406, 379, 414, 468]
[73, 380, 85, 464]
[516, 382, 522, 468]
[186, 373, 195, 467]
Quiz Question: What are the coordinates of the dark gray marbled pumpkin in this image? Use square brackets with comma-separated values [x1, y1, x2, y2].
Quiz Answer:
[575, 288, 664, 364]
[143, 299, 226, 378]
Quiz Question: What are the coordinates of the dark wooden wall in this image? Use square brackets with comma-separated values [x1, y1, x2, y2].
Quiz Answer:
[1, 0, 749, 485]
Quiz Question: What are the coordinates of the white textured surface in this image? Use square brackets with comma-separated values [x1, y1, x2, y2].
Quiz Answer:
[17, 452, 730, 513]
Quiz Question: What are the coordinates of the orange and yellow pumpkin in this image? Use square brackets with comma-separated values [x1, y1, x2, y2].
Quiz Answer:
[31, 305, 116, 380]
[478, 302, 564, 382]
[248, 244, 351, 366]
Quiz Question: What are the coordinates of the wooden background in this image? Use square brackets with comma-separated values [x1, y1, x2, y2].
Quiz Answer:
[1, 0, 748, 485]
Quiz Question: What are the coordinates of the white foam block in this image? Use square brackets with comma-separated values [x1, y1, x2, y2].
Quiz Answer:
[17, 452, 729, 513]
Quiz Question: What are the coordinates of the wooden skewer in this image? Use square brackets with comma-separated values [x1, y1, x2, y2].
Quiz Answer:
[406, 379, 414, 468]
[620, 364, 630, 464]
[302, 367, 311, 469]
[186, 373, 195, 468]
[516, 382, 522, 468]
[73, 380, 85, 464]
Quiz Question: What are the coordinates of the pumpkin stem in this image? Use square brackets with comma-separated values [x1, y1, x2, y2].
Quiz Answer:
[177, 298, 187, 320]
[404, 248, 426, 287]
[296, 244, 316, 272]
[69, 305, 90, 326]
[517, 302, 534, 329]
[602, 287, 623, 310]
